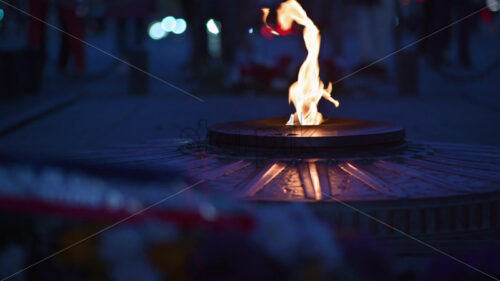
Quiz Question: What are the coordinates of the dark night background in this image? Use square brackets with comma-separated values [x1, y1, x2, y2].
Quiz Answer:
[0, 0, 499, 280]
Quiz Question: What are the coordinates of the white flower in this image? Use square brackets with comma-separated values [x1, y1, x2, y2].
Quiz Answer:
[251, 203, 340, 267]
[251, 204, 301, 264]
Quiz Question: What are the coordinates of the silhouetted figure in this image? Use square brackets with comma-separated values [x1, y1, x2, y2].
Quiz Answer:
[28, 0, 85, 72]
[106, 0, 154, 54]
[181, 0, 256, 67]
[353, 0, 395, 75]
[57, 1, 85, 72]
[454, 0, 475, 67]
[182, 0, 210, 66]
[27, 0, 48, 69]
[420, 0, 453, 67]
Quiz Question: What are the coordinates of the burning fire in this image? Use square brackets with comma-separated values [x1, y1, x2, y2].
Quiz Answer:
[262, 0, 339, 126]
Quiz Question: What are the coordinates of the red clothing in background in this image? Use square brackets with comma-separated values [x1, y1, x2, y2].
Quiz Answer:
[28, 0, 85, 71]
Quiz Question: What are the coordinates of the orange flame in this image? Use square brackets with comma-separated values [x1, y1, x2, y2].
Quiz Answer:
[262, 0, 339, 125]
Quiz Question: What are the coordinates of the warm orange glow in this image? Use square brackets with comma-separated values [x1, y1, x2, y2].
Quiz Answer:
[262, 0, 339, 125]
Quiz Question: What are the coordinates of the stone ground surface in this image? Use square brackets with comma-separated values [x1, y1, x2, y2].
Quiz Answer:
[0, 89, 498, 157]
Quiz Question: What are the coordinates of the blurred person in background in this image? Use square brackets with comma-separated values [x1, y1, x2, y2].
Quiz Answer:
[181, 0, 256, 70]
[323, 0, 349, 59]
[106, 0, 155, 55]
[181, 0, 209, 67]
[483, 4, 500, 36]
[421, 0, 486, 69]
[452, 0, 478, 68]
[28, 0, 86, 74]
[57, 0, 86, 74]
[353, 0, 395, 76]
[420, 0, 452, 67]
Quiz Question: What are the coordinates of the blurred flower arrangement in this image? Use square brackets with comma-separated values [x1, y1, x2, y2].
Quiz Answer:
[0, 164, 499, 281]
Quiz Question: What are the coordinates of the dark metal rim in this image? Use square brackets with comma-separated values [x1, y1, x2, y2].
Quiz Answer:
[208, 117, 406, 149]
